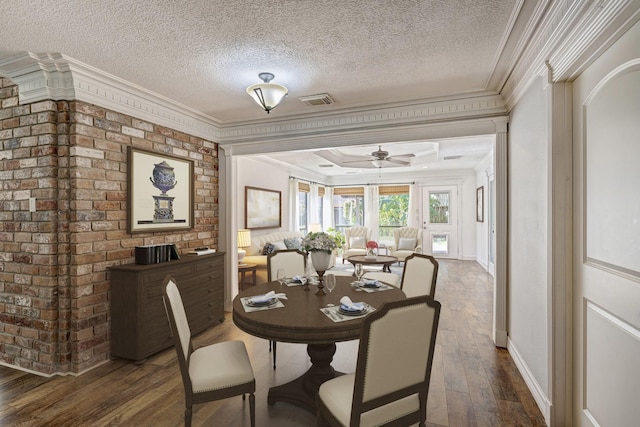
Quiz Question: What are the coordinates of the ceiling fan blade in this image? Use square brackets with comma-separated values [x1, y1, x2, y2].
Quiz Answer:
[387, 153, 415, 160]
[342, 157, 375, 164]
[386, 158, 411, 166]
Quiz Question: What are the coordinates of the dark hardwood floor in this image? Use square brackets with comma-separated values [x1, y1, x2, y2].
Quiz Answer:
[0, 260, 546, 426]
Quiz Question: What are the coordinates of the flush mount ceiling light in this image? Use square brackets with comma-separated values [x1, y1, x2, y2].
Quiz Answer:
[246, 72, 288, 114]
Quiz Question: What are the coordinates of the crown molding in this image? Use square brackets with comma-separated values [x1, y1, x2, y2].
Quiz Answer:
[0, 52, 222, 141]
[549, 0, 640, 81]
[223, 116, 509, 157]
[0, 53, 507, 148]
[218, 92, 506, 144]
[502, 0, 640, 110]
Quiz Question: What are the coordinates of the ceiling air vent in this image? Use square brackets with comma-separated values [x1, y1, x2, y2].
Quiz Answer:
[443, 155, 463, 160]
[298, 93, 334, 106]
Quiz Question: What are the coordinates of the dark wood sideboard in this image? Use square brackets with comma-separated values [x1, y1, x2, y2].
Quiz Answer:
[108, 252, 225, 362]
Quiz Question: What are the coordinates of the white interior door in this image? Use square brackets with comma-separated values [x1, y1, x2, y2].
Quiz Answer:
[421, 185, 459, 259]
[573, 24, 640, 426]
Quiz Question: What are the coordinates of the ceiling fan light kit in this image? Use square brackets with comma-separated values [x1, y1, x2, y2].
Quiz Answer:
[246, 72, 288, 113]
[371, 159, 386, 168]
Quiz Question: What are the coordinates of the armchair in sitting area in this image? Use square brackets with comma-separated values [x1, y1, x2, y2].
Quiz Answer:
[342, 226, 371, 262]
[389, 227, 423, 262]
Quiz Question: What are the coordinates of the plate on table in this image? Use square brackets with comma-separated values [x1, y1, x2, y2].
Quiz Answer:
[246, 298, 278, 307]
[339, 304, 368, 316]
[359, 280, 381, 288]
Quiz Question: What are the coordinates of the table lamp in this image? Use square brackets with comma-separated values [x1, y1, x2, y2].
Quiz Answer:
[309, 223, 322, 233]
[237, 229, 251, 264]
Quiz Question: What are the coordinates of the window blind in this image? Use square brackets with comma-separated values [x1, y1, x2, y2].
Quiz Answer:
[379, 185, 410, 195]
[333, 187, 365, 196]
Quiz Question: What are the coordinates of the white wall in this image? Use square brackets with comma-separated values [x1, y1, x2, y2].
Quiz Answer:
[475, 153, 492, 269]
[237, 156, 291, 240]
[508, 76, 550, 401]
[459, 174, 479, 261]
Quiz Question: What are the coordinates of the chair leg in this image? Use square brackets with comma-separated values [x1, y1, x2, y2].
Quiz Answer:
[269, 340, 272, 352]
[249, 392, 256, 427]
[272, 341, 277, 369]
[185, 405, 192, 427]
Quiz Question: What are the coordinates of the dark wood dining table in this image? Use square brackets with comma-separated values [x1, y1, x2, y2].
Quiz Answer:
[232, 275, 405, 413]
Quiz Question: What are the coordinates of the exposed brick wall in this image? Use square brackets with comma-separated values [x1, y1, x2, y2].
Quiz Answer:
[0, 77, 219, 375]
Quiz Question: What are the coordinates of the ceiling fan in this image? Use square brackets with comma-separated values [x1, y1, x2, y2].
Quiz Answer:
[344, 146, 416, 168]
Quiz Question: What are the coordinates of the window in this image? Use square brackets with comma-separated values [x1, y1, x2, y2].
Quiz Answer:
[378, 185, 409, 244]
[332, 187, 364, 235]
[298, 183, 324, 233]
[429, 191, 450, 224]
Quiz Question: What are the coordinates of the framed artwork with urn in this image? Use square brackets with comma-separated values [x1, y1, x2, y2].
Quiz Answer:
[127, 147, 194, 233]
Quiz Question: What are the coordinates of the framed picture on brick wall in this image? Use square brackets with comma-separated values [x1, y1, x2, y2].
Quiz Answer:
[128, 147, 194, 233]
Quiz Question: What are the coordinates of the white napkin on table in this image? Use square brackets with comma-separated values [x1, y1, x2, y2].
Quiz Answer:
[249, 290, 287, 303]
[363, 279, 379, 286]
[291, 275, 303, 283]
[339, 296, 364, 311]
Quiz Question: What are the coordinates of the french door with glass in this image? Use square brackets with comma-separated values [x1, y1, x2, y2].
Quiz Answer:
[422, 185, 459, 259]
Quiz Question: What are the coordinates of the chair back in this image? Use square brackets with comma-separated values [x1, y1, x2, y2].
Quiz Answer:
[267, 249, 307, 281]
[400, 253, 439, 298]
[162, 276, 194, 391]
[344, 226, 370, 250]
[351, 296, 441, 426]
[392, 227, 422, 250]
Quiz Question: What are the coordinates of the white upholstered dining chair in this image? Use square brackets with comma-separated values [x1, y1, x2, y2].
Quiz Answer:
[267, 249, 307, 369]
[317, 295, 441, 427]
[342, 226, 371, 262]
[162, 276, 256, 427]
[400, 253, 439, 298]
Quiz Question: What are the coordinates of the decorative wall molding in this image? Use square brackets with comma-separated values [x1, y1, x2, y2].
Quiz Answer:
[224, 116, 509, 157]
[502, 0, 640, 110]
[218, 93, 507, 145]
[2, 0, 636, 152]
[0, 52, 222, 141]
[0, 52, 508, 150]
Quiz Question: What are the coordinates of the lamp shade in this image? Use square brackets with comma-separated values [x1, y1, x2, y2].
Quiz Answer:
[309, 223, 322, 232]
[371, 159, 385, 168]
[237, 229, 252, 248]
[246, 72, 288, 113]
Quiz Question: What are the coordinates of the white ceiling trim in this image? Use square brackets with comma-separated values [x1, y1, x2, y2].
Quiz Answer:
[217, 92, 507, 145]
[502, 0, 640, 109]
[0, 52, 222, 141]
[222, 117, 508, 157]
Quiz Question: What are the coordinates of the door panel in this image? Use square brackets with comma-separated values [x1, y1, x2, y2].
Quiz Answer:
[574, 26, 640, 426]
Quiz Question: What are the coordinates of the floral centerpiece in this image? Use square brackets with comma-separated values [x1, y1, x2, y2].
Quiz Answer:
[366, 240, 378, 257]
[302, 232, 338, 254]
[301, 232, 338, 295]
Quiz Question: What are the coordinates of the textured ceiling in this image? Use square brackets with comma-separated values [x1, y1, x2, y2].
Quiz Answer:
[0, 0, 519, 124]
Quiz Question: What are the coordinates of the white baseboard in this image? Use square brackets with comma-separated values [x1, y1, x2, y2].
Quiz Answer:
[475, 257, 488, 270]
[507, 338, 552, 426]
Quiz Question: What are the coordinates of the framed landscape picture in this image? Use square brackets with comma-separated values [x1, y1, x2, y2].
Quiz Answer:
[128, 147, 194, 233]
[245, 186, 281, 229]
